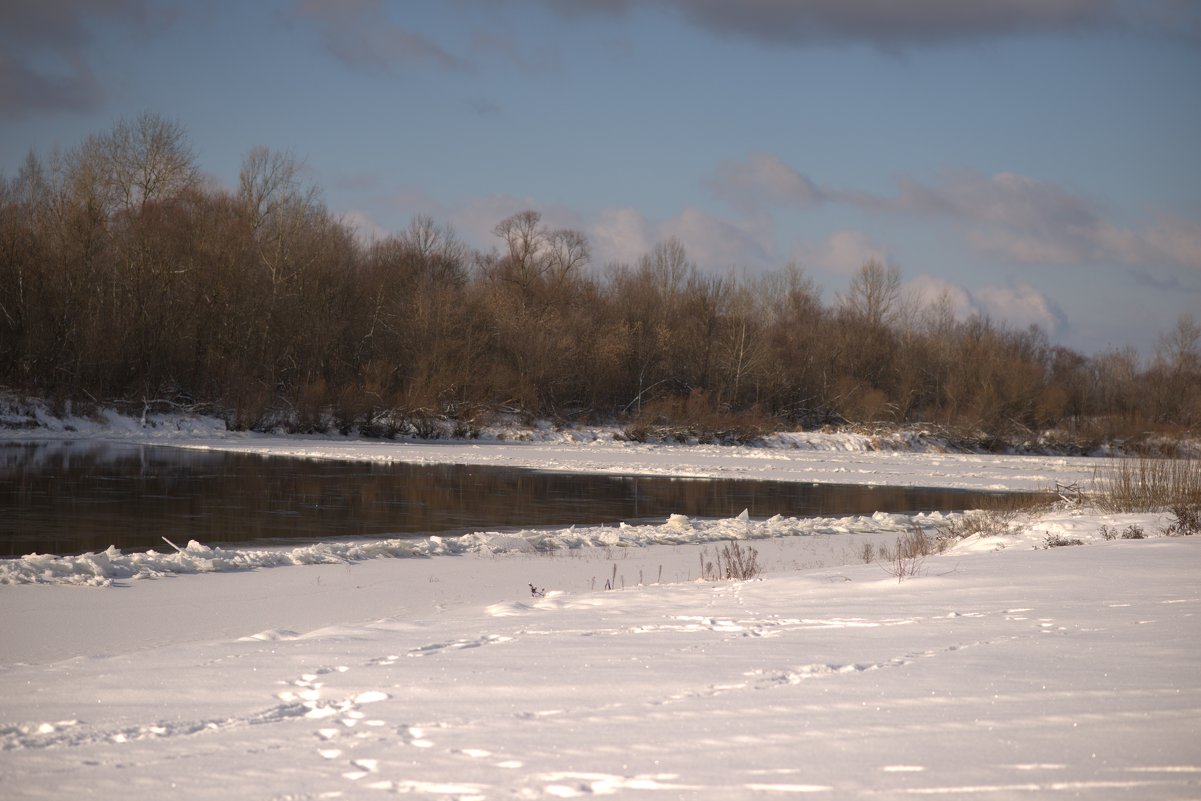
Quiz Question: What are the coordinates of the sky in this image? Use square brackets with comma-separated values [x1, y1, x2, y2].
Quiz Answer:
[2, 0, 1199, 357]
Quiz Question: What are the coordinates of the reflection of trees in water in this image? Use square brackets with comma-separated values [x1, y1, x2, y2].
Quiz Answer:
[1, 444, 1027, 557]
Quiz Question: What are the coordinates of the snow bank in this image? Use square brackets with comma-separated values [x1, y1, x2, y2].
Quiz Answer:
[760, 429, 952, 452]
[4, 502, 1180, 588]
[0, 511, 952, 587]
[0, 399, 1044, 455]
[0, 397, 230, 440]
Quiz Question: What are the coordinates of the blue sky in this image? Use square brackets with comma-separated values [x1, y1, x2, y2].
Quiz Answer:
[2, 0, 1199, 356]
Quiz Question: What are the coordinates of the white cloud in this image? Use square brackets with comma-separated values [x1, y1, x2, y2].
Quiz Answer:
[869, 170, 1201, 272]
[589, 206, 773, 271]
[451, 194, 545, 250]
[971, 283, 1067, 335]
[659, 208, 772, 271]
[904, 274, 976, 320]
[793, 229, 892, 277]
[709, 152, 827, 211]
[711, 154, 1201, 273]
[967, 228, 1088, 266]
[903, 274, 1067, 336]
[340, 209, 390, 244]
[589, 207, 653, 267]
[1126, 216, 1201, 272]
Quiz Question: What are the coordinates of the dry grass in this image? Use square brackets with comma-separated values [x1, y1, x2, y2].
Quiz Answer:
[1092, 455, 1201, 513]
[935, 509, 1016, 544]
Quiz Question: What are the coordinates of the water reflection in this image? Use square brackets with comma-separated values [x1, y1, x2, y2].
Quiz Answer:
[1, 441, 1029, 557]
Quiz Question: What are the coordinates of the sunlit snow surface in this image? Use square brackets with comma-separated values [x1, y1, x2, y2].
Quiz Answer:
[2, 412, 1198, 799]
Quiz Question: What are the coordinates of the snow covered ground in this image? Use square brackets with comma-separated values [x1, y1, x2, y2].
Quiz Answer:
[2, 413, 1199, 798]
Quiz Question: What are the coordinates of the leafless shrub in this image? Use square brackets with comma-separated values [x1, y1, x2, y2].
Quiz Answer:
[883, 552, 923, 582]
[897, 525, 935, 559]
[700, 541, 761, 581]
[723, 541, 761, 580]
[880, 524, 937, 582]
[859, 541, 875, 563]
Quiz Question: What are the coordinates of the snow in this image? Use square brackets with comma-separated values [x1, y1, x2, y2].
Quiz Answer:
[0, 405, 1111, 492]
[0, 511, 964, 588]
[2, 413, 1199, 798]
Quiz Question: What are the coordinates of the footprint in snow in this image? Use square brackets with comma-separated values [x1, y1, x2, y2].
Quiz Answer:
[407, 634, 514, 656]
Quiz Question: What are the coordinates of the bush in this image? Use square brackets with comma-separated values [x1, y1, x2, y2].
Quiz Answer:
[1165, 504, 1200, 536]
[700, 541, 761, 581]
[1100, 523, 1146, 540]
[859, 542, 875, 563]
[1044, 534, 1084, 548]
[880, 524, 938, 582]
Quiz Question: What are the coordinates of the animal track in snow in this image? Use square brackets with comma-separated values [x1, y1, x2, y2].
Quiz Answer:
[627, 614, 920, 639]
[1, 657, 386, 754]
[407, 633, 514, 656]
[537, 771, 698, 797]
[0, 701, 313, 751]
[746, 659, 910, 689]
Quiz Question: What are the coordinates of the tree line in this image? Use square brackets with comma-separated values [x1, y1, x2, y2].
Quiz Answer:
[1, 114, 1198, 444]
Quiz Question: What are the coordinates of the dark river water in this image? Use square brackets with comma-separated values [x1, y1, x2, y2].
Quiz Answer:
[1, 441, 1028, 557]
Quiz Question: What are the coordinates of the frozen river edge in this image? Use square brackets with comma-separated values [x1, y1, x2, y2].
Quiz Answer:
[2, 419, 1199, 799]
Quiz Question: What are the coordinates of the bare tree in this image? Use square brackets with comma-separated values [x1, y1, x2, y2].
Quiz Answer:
[546, 228, 590, 283]
[640, 237, 691, 297]
[238, 146, 319, 230]
[1151, 314, 1201, 425]
[90, 112, 200, 214]
[492, 210, 547, 285]
[839, 258, 901, 328]
[1156, 313, 1201, 375]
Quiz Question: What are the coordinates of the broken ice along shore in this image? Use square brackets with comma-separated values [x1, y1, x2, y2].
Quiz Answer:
[1, 507, 1177, 587]
[0, 511, 925, 585]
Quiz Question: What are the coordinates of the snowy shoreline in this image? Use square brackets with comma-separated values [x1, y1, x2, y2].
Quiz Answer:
[3, 405, 1116, 492]
[3, 412, 1199, 799]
